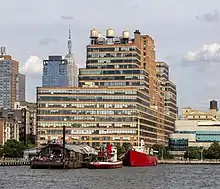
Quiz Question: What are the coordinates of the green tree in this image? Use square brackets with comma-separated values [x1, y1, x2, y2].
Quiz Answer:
[184, 147, 201, 160]
[152, 144, 173, 159]
[117, 146, 126, 157]
[2, 139, 25, 158]
[122, 143, 131, 151]
[205, 142, 220, 159]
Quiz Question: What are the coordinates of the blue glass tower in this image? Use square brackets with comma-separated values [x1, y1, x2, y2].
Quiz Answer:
[42, 56, 68, 87]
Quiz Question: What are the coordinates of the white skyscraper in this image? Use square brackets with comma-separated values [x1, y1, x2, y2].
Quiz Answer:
[64, 25, 78, 87]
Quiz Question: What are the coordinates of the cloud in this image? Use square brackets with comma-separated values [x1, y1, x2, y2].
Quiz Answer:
[39, 38, 57, 46]
[196, 10, 220, 23]
[133, 4, 139, 9]
[184, 43, 220, 63]
[20, 56, 43, 77]
[61, 16, 74, 20]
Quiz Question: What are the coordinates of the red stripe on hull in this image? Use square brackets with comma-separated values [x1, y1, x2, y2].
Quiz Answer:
[123, 150, 157, 167]
[88, 162, 123, 169]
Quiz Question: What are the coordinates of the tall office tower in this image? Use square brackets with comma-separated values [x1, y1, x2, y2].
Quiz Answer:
[37, 29, 177, 146]
[42, 56, 69, 87]
[64, 25, 78, 87]
[156, 62, 177, 136]
[0, 47, 25, 109]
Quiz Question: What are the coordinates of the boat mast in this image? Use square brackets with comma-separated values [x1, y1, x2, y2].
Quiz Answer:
[137, 111, 140, 146]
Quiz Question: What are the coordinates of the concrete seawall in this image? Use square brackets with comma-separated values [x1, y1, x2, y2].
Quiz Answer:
[158, 160, 220, 164]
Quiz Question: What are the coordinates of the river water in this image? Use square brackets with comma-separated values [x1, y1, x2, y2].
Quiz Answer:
[0, 165, 219, 189]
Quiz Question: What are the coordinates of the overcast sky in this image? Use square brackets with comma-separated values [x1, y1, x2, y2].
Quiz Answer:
[1, 0, 220, 111]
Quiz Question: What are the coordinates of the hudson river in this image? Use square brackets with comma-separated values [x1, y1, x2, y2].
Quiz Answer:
[0, 165, 219, 189]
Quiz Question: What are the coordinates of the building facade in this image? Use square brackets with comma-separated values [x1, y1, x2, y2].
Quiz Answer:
[169, 120, 220, 150]
[37, 29, 177, 146]
[64, 26, 78, 87]
[156, 62, 177, 134]
[14, 101, 37, 145]
[42, 56, 69, 87]
[169, 101, 220, 151]
[0, 114, 19, 145]
[0, 52, 25, 109]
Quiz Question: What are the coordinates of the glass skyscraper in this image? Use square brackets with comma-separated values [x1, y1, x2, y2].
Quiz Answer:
[42, 56, 68, 87]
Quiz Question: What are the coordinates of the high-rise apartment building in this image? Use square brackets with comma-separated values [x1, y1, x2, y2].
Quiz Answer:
[64, 26, 78, 87]
[17, 73, 25, 101]
[0, 47, 25, 109]
[42, 56, 68, 87]
[37, 29, 177, 146]
[156, 62, 177, 135]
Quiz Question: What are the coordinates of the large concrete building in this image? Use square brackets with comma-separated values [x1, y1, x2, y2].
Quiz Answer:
[37, 29, 177, 146]
[0, 47, 25, 109]
[169, 101, 220, 151]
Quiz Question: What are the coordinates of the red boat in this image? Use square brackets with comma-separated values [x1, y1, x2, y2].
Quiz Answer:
[88, 161, 123, 169]
[88, 144, 122, 169]
[123, 140, 158, 166]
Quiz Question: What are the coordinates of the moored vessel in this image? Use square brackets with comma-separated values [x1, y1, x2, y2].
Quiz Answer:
[88, 144, 122, 169]
[122, 142, 158, 167]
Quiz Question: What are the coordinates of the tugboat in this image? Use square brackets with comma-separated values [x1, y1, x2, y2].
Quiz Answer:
[88, 144, 122, 169]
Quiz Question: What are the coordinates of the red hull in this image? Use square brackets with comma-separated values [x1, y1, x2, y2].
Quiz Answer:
[123, 150, 157, 166]
[88, 161, 123, 169]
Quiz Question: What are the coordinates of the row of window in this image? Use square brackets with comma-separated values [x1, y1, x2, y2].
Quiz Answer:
[39, 103, 136, 109]
[38, 122, 136, 128]
[38, 109, 136, 115]
[87, 59, 141, 65]
[38, 89, 137, 95]
[79, 75, 146, 81]
[87, 52, 140, 60]
[38, 96, 137, 102]
[79, 69, 147, 75]
[87, 46, 140, 53]
[39, 116, 137, 122]
[40, 129, 137, 135]
[79, 81, 147, 87]
[86, 64, 139, 69]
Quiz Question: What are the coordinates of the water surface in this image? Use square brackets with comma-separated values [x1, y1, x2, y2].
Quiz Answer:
[0, 165, 219, 189]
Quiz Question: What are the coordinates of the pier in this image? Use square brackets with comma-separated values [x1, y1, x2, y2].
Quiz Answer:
[0, 158, 29, 166]
[158, 160, 220, 164]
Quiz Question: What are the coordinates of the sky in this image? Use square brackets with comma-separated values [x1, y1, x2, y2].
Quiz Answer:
[1, 0, 220, 112]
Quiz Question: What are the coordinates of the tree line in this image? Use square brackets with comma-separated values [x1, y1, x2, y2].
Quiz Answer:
[0, 139, 35, 158]
[184, 142, 220, 160]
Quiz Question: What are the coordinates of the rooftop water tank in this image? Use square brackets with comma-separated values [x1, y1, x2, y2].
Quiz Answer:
[122, 30, 130, 39]
[90, 29, 98, 38]
[106, 28, 115, 38]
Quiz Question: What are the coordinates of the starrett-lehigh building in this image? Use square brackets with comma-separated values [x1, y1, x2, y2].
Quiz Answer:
[37, 29, 177, 147]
